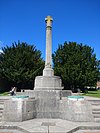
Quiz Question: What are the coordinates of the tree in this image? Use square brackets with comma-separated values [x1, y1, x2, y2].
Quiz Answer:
[0, 41, 44, 91]
[52, 42, 98, 92]
[97, 60, 100, 81]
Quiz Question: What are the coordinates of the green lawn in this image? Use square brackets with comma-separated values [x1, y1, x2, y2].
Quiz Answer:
[80, 90, 100, 98]
[0, 92, 9, 96]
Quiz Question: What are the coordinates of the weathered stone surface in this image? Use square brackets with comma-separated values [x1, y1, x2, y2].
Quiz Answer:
[18, 90, 94, 122]
[60, 98, 94, 122]
[43, 67, 54, 77]
[61, 90, 72, 97]
[43, 16, 53, 75]
[34, 90, 61, 118]
[34, 76, 63, 90]
[3, 98, 37, 122]
[21, 90, 61, 118]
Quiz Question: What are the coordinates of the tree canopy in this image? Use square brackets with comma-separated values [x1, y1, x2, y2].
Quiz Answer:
[97, 60, 100, 81]
[0, 41, 44, 90]
[52, 42, 98, 92]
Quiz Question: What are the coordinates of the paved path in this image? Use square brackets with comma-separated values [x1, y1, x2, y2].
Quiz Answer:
[0, 118, 100, 133]
[83, 96, 100, 100]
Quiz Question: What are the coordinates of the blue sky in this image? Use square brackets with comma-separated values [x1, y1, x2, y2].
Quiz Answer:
[0, 0, 100, 60]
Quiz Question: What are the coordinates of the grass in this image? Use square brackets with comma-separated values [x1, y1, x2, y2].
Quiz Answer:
[0, 92, 9, 96]
[80, 90, 100, 98]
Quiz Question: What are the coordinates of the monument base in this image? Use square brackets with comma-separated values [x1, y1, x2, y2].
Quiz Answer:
[34, 76, 63, 90]
[43, 67, 54, 76]
[3, 90, 94, 122]
[17, 90, 94, 122]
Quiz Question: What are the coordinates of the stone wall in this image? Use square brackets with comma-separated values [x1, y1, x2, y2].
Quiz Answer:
[3, 97, 37, 122]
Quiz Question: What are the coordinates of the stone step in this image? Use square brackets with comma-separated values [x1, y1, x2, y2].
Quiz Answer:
[95, 118, 100, 122]
[92, 108, 100, 111]
[0, 105, 4, 109]
[89, 102, 100, 104]
[0, 113, 3, 117]
[91, 103, 100, 106]
[92, 104, 100, 108]
[0, 101, 7, 104]
[0, 99, 9, 101]
[89, 101, 100, 105]
[0, 98, 9, 121]
[0, 115, 2, 120]
[91, 106, 100, 109]
[0, 101, 4, 103]
[93, 114, 100, 118]
[0, 109, 3, 111]
[89, 102, 100, 106]
[92, 111, 100, 114]
[0, 99, 10, 103]
[90, 103, 100, 107]
[0, 103, 4, 105]
[88, 99, 100, 102]
[0, 107, 4, 110]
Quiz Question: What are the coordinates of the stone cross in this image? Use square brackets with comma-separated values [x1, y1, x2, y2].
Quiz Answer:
[45, 16, 53, 27]
[43, 16, 54, 76]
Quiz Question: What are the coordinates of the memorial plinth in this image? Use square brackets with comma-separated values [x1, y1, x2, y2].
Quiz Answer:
[34, 76, 63, 90]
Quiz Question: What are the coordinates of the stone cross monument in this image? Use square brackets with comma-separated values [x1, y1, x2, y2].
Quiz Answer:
[43, 16, 54, 76]
[3, 16, 94, 122]
[34, 16, 63, 90]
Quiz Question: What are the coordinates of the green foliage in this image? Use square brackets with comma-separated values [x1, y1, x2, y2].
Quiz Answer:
[53, 42, 98, 92]
[0, 92, 9, 96]
[97, 60, 100, 81]
[0, 41, 44, 90]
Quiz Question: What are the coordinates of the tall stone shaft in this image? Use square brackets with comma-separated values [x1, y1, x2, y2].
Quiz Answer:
[43, 16, 54, 76]
[45, 16, 53, 68]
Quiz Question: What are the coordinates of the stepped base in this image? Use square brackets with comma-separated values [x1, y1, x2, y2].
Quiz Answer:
[88, 99, 100, 123]
[95, 118, 100, 122]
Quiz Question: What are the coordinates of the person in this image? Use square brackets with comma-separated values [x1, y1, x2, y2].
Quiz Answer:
[9, 87, 16, 96]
